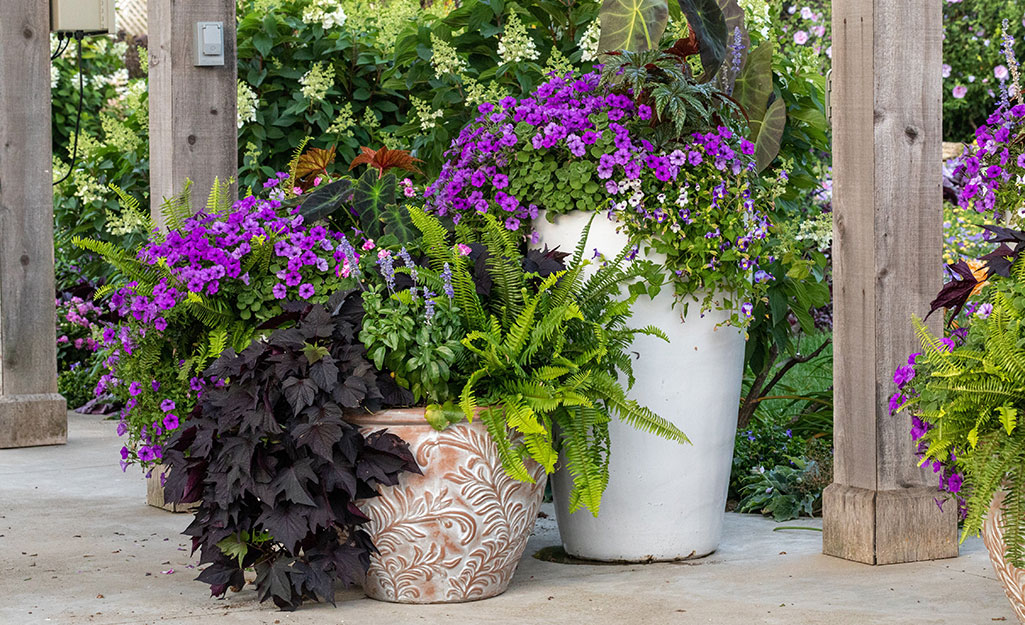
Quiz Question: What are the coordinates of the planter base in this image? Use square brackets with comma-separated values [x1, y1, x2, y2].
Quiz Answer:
[145, 464, 198, 513]
[823, 484, 958, 565]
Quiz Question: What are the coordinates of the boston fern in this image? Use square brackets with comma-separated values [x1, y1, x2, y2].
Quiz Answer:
[163, 295, 418, 610]
[393, 207, 689, 515]
[896, 256, 1025, 567]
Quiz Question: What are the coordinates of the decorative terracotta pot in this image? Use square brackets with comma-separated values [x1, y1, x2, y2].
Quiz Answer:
[348, 408, 547, 604]
[984, 491, 1025, 623]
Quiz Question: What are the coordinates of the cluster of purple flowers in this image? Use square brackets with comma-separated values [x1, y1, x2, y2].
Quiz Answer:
[891, 345, 966, 511]
[99, 178, 370, 470]
[953, 103, 1025, 214]
[424, 71, 771, 313]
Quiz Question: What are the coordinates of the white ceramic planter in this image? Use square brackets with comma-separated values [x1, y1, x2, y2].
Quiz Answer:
[535, 210, 746, 561]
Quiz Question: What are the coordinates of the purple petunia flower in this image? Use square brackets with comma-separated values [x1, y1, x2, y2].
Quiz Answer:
[893, 364, 916, 387]
[160, 399, 176, 412]
[162, 413, 179, 431]
[298, 283, 315, 299]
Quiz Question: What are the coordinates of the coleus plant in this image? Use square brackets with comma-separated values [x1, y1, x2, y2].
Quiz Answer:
[597, 0, 785, 170]
[286, 145, 424, 245]
[163, 294, 418, 611]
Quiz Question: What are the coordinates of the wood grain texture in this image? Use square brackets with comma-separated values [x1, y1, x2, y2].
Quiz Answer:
[826, 0, 953, 563]
[824, 484, 958, 565]
[0, 0, 63, 403]
[0, 396, 67, 449]
[149, 0, 237, 225]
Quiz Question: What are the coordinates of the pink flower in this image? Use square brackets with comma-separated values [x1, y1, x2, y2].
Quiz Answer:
[800, 6, 814, 19]
[456, 243, 472, 256]
[793, 31, 809, 45]
[377, 249, 391, 260]
[952, 85, 967, 99]
[995, 65, 1009, 81]
[292, 187, 303, 195]
[362, 239, 375, 251]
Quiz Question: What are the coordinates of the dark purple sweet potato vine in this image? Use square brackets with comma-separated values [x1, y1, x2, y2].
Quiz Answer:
[163, 293, 418, 610]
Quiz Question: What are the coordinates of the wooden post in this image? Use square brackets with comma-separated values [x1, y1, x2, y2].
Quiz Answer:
[149, 0, 237, 225]
[0, 0, 68, 448]
[824, 0, 958, 564]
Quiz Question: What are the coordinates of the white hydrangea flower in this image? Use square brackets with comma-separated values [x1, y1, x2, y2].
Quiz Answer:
[302, 0, 347, 30]
[497, 13, 539, 65]
[430, 33, 465, 79]
[411, 97, 443, 132]
[580, 19, 601, 63]
[50, 64, 59, 89]
[237, 80, 258, 129]
[794, 212, 834, 250]
[300, 62, 335, 101]
[327, 102, 356, 136]
[737, 0, 772, 38]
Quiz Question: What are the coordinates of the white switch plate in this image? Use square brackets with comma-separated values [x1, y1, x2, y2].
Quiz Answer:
[50, 0, 116, 34]
[194, 22, 225, 67]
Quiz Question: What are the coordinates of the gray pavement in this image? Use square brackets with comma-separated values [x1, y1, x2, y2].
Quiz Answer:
[0, 412, 1016, 625]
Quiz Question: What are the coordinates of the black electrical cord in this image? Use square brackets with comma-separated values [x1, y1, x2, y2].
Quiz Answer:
[54, 31, 85, 187]
[50, 33, 70, 61]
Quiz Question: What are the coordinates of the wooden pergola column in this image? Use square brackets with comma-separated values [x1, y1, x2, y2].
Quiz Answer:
[824, 0, 958, 564]
[0, 0, 67, 448]
[148, 0, 237, 224]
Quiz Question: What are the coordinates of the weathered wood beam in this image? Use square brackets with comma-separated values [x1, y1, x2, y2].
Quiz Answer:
[824, 0, 957, 564]
[149, 0, 237, 225]
[0, 0, 68, 448]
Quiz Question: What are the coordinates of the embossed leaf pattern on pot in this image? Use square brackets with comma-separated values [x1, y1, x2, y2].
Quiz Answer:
[984, 491, 1025, 623]
[356, 411, 547, 604]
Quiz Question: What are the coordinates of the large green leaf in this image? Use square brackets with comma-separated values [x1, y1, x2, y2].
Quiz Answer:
[754, 97, 786, 173]
[352, 171, 417, 244]
[733, 39, 773, 125]
[598, 0, 669, 53]
[676, 0, 727, 79]
[294, 179, 354, 225]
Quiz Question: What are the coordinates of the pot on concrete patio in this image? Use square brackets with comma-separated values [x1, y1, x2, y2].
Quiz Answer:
[535, 210, 746, 562]
[348, 407, 547, 603]
[983, 491, 1025, 623]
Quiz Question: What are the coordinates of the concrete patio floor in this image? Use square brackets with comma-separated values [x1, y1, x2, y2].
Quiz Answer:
[0, 412, 1015, 625]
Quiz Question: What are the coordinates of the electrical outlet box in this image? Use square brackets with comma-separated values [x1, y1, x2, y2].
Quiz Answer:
[50, 0, 116, 34]
[194, 22, 225, 67]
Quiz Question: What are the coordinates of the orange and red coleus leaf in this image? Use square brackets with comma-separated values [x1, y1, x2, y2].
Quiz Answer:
[295, 146, 337, 180]
[348, 146, 423, 179]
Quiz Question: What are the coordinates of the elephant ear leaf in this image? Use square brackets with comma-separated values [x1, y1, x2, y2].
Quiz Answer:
[598, 0, 669, 53]
[378, 203, 418, 245]
[733, 39, 773, 123]
[354, 170, 397, 236]
[296, 178, 354, 225]
[754, 97, 786, 173]
[676, 0, 728, 79]
[353, 171, 416, 244]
